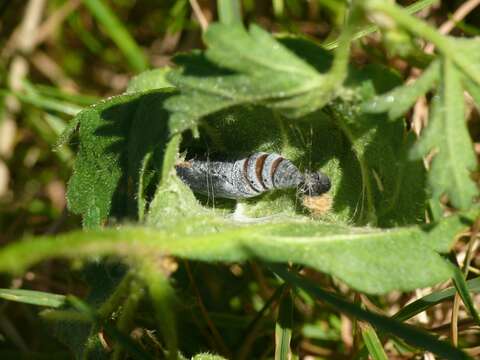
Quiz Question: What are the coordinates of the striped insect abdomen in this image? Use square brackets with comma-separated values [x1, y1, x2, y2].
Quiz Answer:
[176, 152, 304, 199]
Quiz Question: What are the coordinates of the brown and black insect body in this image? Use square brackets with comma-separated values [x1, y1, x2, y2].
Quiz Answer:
[176, 152, 332, 214]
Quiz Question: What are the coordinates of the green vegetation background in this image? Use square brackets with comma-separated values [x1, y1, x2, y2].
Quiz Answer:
[0, 1, 480, 359]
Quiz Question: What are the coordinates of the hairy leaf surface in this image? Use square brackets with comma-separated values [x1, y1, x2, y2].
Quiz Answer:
[411, 59, 477, 209]
[66, 90, 172, 227]
[362, 60, 440, 120]
[165, 25, 342, 133]
[0, 213, 473, 294]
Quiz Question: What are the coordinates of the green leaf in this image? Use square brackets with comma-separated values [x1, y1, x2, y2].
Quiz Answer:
[171, 67, 426, 226]
[275, 267, 470, 360]
[165, 25, 342, 133]
[359, 322, 388, 360]
[362, 59, 440, 120]
[167, 35, 425, 226]
[217, 0, 242, 25]
[66, 90, 172, 227]
[411, 59, 477, 210]
[126, 68, 174, 94]
[0, 213, 473, 294]
[393, 276, 480, 322]
[0, 289, 66, 308]
[326, 91, 426, 226]
[448, 37, 480, 88]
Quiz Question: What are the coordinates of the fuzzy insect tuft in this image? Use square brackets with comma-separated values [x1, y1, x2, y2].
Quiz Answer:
[298, 171, 331, 197]
[302, 194, 333, 217]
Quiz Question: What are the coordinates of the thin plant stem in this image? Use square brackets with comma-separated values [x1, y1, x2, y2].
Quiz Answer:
[236, 284, 286, 360]
[451, 218, 480, 346]
[184, 260, 231, 358]
[189, 0, 209, 32]
[366, 0, 480, 85]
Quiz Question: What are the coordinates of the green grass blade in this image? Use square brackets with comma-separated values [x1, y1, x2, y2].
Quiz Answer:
[274, 289, 293, 360]
[393, 277, 480, 322]
[217, 0, 242, 25]
[11, 90, 81, 115]
[82, 0, 148, 72]
[0, 289, 66, 308]
[360, 322, 388, 360]
[28, 83, 98, 106]
[451, 267, 480, 326]
[273, 267, 470, 360]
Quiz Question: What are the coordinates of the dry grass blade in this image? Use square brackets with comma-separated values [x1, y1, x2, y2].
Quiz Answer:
[33, 0, 81, 47]
[424, 0, 480, 53]
[189, 0, 209, 32]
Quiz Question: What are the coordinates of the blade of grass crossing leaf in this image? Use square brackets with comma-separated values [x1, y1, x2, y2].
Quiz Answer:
[451, 266, 480, 326]
[217, 0, 242, 25]
[359, 322, 388, 360]
[0, 289, 66, 308]
[82, 0, 148, 72]
[393, 277, 480, 322]
[275, 289, 293, 360]
[273, 267, 470, 359]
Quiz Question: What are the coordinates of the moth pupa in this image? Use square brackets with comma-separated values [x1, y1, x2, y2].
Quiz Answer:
[176, 152, 332, 215]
